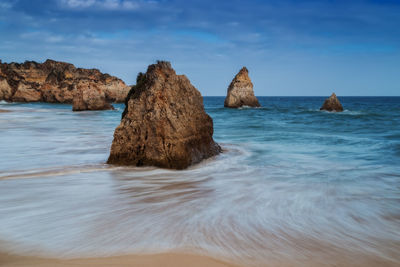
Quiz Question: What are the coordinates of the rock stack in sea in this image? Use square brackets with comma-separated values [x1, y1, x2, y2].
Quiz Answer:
[320, 93, 343, 112]
[224, 67, 260, 108]
[107, 61, 221, 169]
[0, 59, 130, 110]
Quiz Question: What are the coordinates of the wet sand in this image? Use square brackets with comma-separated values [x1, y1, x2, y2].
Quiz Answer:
[0, 252, 237, 267]
[0, 109, 11, 113]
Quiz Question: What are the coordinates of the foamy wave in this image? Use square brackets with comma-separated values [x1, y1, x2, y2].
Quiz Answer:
[0, 164, 116, 180]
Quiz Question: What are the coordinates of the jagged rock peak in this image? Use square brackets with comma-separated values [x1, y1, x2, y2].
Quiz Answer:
[320, 93, 344, 112]
[224, 67, 260, 108]
[236, 67, 249, 79]
[107, 60, 221, 169]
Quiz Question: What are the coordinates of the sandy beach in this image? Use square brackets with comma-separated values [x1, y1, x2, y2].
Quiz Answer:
[0, 252, 237, 267]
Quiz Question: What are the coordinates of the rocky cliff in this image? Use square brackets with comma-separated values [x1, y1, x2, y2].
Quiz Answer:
[0, 59, 130, 105]
[224, 67, 260, 108]
[107, 61, 221, 169]
[320, 93, 343, 112]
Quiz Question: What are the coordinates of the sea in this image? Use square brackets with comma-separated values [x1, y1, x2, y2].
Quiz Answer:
[0, 96, 399, 266]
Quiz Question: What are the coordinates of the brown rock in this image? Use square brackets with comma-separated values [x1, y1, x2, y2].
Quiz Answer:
[0, 59, 130, 104]
[224, 67, 260, 108]
[0, 77, 13, 100]
[12, 82, 41, 102]
[72, 80, 114, 111]
[320, 93, 344, 112]
[107, 61, 221, 169]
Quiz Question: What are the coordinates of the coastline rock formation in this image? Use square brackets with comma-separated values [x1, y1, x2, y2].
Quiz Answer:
[107, 61, 221, 169]
[0, 59, 130, 106]
[224, 67, 260, 108]
[72, 81, 114, 111]
[320, 93, 343, 112]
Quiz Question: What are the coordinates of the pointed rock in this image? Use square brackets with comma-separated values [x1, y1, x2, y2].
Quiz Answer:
[320, 93, 343, 112]
[107, 61, 221, 169]
[224, 67, 260, 108]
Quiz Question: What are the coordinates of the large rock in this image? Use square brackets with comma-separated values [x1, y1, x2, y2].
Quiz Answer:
[107, 61, 221, 169]
[224, 67, 260, 108]
[0, 59, 130, 105]
[320, 93, 343, 112]
[72, 80, 114, 111]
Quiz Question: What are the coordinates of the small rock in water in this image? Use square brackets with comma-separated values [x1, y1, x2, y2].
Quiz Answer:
[320, 93, 343, 112]
[107, 61, 221, 169]
[224, 67, 260, 108]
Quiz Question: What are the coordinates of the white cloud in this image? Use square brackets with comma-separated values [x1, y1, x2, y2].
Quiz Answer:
[60, 0, 140, 10]
[0, 0, 14, 9]
[20, 31, 64, 43]
[122, 1, 140, 10]
[62, 0, 96, 8]
[103, 0, 119, 9]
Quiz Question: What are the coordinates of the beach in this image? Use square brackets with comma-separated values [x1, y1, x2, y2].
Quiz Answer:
[0, 252, 235, 267]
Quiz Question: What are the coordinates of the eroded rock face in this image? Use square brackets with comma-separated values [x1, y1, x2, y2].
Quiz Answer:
[224, 67, 260, 108]
[72, 80, 114, 111]
[107, 61, 221, 169]
[0, 59, 130, 104]
[320, 93, 343, 112]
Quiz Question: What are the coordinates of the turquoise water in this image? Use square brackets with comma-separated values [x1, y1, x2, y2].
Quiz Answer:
[0, 97, 399, 266]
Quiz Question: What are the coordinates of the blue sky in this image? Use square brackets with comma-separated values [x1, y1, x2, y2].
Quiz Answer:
[0, 0, 399, 96]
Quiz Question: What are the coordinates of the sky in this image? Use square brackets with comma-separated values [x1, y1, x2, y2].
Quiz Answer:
[0, 0, 399, 96]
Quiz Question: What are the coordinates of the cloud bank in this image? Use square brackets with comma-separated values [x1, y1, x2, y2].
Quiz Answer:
[0, 0, 399, 95]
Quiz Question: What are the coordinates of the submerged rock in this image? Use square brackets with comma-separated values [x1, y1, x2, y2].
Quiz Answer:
[107, 61, 221, 169]
[224, 67, 260, 108]
[320, 93, 343, 112]
[0, 59, 130, 104]
[72, 80, 114, 111]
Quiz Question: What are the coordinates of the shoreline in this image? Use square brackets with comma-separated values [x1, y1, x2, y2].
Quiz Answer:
[0, 251, 238, 267]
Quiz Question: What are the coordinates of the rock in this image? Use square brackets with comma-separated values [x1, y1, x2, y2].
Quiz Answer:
[107, 61, 221, 169]
[12, 82, 42, 102]
[224, 67, 260, 108]
[72, 80, 114, 111]
[0, 59, 130, 104]
[0, 77, 13, 100]
[0, 109, 11, 113]
[320, 93, 343, 112]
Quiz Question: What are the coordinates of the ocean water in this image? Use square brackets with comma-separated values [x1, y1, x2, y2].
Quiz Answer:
[0, 97, 399, 266]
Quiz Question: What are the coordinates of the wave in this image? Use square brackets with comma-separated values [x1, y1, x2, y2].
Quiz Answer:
[0, 164, 118, 180]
